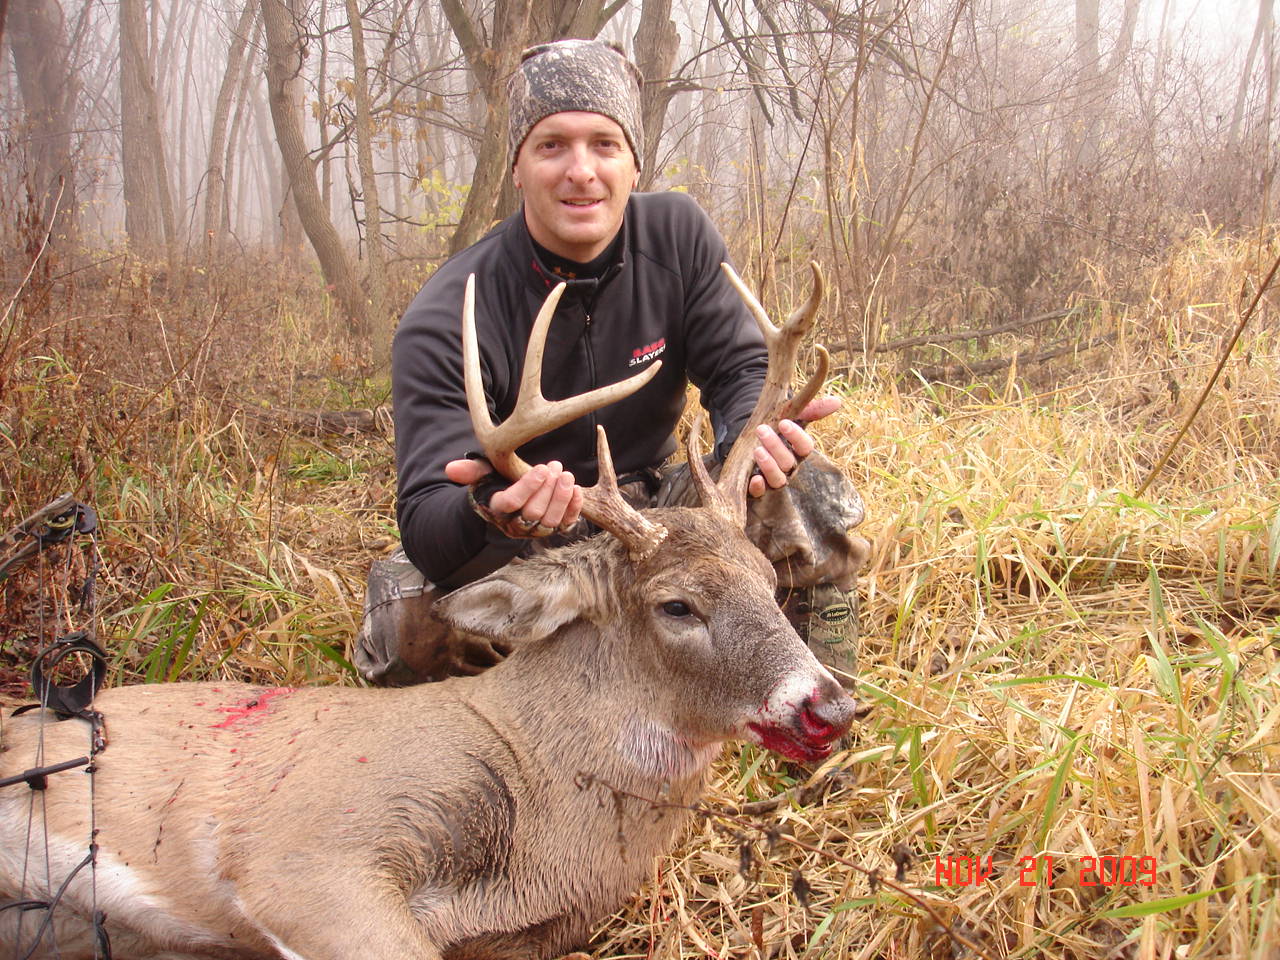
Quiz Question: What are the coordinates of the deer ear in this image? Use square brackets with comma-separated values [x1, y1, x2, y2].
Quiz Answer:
[434, 559, 586, 642]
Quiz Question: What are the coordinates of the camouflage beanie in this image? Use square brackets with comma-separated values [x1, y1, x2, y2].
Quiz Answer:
[508, 39, 645, 169]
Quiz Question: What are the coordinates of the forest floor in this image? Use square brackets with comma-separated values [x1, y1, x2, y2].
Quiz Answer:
[2, 232, 1278, 958]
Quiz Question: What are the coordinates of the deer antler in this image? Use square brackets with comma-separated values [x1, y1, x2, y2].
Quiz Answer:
[711, 261, 828, 526]
[461, 274, 669, 560]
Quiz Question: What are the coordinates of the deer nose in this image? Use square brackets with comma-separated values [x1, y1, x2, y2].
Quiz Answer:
[799, 688, 859, 740]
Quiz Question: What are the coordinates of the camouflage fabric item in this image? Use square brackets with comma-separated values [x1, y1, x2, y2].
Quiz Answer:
[354, 547, 512, 686]
[353, 547, 429, 686]
[780, 583, 859, 687]
[508, 39, 645, 166]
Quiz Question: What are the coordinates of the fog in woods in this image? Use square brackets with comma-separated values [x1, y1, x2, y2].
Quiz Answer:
[3, 0, 1272, 348]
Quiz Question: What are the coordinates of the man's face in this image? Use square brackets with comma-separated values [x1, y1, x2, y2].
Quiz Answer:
[513, 111, 638, 263]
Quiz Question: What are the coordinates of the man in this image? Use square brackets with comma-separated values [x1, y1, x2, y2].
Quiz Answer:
[355, 39, 865, 686]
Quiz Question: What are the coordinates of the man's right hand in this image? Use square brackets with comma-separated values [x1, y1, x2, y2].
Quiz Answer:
[447, 458, 584, 537]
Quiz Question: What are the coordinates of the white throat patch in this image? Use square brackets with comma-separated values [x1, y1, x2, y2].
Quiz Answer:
[615, 716, 720, 782]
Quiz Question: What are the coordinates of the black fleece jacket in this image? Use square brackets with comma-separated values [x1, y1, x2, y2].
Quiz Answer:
[392, 191, 767, 589]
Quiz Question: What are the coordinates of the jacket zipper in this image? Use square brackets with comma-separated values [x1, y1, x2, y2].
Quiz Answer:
[583, 306, 598, 466]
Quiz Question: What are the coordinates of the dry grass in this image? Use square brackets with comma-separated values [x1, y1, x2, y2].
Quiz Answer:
[2, 231, 1278, 958]
[586, 235, 1280, 959]
[593, 383, 1280, 959]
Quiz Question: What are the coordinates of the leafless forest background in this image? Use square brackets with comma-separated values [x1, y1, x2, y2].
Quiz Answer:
[4, 0, 1275, 350]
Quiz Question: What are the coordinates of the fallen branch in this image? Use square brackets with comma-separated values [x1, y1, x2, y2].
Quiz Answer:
[239, 405, 392, 438]
[877, 308, 1077, 353]
[906, 334, 1115, 384]
[827, 308, 1077, 358]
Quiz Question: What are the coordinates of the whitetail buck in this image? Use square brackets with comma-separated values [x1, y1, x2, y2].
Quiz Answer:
[0, 264, 860, 960]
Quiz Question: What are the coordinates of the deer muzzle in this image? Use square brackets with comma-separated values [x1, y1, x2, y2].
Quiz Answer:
[747, 677, 859, 763]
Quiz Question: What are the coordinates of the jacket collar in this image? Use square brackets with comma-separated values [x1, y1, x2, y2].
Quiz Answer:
[505, 202, 631, 303]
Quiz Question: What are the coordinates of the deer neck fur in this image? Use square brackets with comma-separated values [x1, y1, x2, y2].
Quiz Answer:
[462, 617, 721, 800]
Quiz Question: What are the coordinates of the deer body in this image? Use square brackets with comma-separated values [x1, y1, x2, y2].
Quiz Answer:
[2, 510, 854, 960]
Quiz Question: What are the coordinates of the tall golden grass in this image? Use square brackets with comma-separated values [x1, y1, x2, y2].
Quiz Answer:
[2, 229, 1277, 957]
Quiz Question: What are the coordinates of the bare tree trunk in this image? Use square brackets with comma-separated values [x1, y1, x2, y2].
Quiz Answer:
[1151, 0, 1173, 102]
[154, 0, 182, 106]
[317, 0, 333, 220]
[281, 178, 304, 265]
[248, 118, 271, 238]
[7, 0, 79, 242]
[441, 0, 534, 254]
[276, 0, 305, 265]
[388, 40, 408, 243]
[119, 0, 176, 257]
[634, 0, 681, 189]
[260, 0, 368, 334]
[747, 94, 771, 297]
[1073, 0, 1101, 82]
[150, 0, 180, 250]
[687, 42, 726, 210]
[407, 3, 449, 228]
[176, 10, 198, 249]
[1263, 0, 1277, 225]
[1070, 0, 1102, 167]
[1230, 0, 1274, 146]
[1069, 0, 1138, 168]
[234, 103, 253, 238]
[204, 0, 257, 252]
[252, 91, 284, 245]
[1106, 0, 1141, 78]
[223, 16, 260, 242]
[344, 0, 389, 361]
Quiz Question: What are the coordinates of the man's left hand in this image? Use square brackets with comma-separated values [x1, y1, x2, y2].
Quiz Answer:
[748, 396, 841, 498]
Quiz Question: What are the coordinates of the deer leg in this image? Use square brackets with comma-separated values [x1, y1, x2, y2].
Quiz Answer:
[238, 884, 443, 960]
[252, 920, 443, 960]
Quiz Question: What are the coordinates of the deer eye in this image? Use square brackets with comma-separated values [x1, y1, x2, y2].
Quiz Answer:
[660, 600, 692, 619]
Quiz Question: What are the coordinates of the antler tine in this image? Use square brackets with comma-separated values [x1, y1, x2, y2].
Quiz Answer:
[779, 343, 829, 424]
[723, 262, 778, 341]
[580, 426, 668, 560]
[683, 409, 736, 517]
[714, 261, 826, 525]
[462, 274, 500, 459]
[462, 273, 664, 481]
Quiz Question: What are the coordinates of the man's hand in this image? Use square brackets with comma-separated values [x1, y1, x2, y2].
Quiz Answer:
[748, 396, 841, 498]
[447, 458, 584, 537]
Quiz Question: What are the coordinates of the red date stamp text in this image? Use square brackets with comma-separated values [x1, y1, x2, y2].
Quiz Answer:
[934, 855, 1158, 887]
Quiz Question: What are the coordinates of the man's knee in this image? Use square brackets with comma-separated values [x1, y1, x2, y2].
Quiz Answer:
[355, 549, 511, 686]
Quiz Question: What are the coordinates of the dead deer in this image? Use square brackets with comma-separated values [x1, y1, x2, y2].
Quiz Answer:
[0, 263, 860, 960]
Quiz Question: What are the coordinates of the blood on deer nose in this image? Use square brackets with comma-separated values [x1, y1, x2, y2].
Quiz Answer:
[798, 689, 855, 741]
